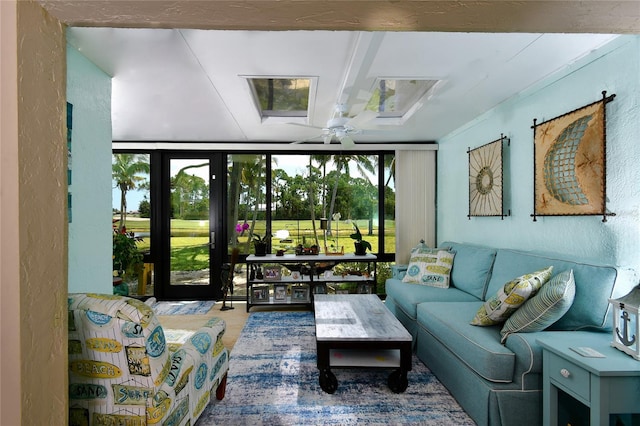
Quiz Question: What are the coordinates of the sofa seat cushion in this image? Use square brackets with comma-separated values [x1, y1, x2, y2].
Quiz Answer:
[441, 241, 497, 300]
[416, 301, 515, 383]
[386, 278, 480, 320]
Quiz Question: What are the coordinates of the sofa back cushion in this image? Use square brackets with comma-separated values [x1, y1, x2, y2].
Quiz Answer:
[441, 241, 497, 300]
[487, 249, 619, 331]
[402, 247, 455, 288]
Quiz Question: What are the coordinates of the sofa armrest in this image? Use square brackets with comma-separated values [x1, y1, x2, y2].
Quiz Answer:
[391, 264, 408, 280]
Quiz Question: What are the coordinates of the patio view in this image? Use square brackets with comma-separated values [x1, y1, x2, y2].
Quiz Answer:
[113, 152, 396, 299]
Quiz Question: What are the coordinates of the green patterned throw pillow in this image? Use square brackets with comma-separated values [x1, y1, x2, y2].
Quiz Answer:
[500, 269, 575, 343]
[471, 266, 553, 326]
[402, 248, 455, 288]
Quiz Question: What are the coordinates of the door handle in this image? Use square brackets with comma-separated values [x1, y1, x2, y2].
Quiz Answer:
[210, 231, 215, 249]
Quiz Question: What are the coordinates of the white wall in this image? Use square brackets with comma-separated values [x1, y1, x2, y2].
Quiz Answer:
[437, 35, 640, 273]
[67, 45, 113, 293]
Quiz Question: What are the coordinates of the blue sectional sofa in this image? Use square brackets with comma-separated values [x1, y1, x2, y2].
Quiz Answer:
[385, 241, 636, 426]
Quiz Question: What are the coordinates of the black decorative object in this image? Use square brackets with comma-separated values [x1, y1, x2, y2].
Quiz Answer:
[220, 247, 239, 311]
[254, 242, 267, 256]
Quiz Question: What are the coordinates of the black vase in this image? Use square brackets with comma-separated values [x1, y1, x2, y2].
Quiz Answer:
[254, 242, 267, 256]
[354, 242, 367, 255]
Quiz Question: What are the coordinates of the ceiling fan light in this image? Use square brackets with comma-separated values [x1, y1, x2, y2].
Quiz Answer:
[327, 116, 349, 129]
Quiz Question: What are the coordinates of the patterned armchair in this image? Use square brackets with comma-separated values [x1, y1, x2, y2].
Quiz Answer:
[68, 293, 229, 425]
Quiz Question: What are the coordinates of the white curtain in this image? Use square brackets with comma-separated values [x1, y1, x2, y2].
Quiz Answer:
[394, 150, 436, 264]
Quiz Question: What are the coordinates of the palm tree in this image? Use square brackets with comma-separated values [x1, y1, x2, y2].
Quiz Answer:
[384, 154, 396, 187]
[311, 154, 329, 218]
[171, 163, 208, 219]
[326, 154, 375, 234]
[112, 154, 150, 231]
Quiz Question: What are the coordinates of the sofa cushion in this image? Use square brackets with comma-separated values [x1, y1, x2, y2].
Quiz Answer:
[402, 247, 455, 288]
[486, 249, 619, 331]
[471, 266, 553, 326]
[417, 302, 515, 383]
[500, 270, 576, 343]
[386, 278, 479, 320]
[441, 241, 497, 300]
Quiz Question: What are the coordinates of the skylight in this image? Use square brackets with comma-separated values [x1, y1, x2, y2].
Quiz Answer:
[365, 79, 438, 118]
[248, 77, 311, 119]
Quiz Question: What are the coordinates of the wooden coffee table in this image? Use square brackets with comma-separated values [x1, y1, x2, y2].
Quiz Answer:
[314, 294, 413, 393]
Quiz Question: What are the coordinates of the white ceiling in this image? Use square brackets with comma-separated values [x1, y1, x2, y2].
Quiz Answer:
[67, 28, 618, 145]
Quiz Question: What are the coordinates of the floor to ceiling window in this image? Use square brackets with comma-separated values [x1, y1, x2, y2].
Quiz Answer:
[112, 153, 152, 296]
[113, 149, 395, 301]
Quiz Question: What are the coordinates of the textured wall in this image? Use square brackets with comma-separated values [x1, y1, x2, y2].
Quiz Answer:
[36, 1, 640, 33]
[67, 46, 113, 293]
[16, 0, 67, 423]
[437, 36, 640, 275]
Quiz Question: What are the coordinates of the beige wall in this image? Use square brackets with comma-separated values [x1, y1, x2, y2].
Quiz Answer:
[1, 1, 67, 423]
[1, 2, 21, 425]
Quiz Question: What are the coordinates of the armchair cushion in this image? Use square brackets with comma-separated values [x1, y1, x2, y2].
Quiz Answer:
[68, 293, 228, 426]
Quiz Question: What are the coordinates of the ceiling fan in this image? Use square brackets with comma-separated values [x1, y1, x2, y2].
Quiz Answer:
[290, 104, 377, 148]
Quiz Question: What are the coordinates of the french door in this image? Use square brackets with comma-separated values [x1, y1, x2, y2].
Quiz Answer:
[154, 152, 225, 300]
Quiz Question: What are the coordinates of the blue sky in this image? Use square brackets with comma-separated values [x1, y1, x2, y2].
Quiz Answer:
[113, 155, 388, 212]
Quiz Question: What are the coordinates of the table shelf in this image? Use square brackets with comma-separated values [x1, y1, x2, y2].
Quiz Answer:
[245, 253, 377, 312]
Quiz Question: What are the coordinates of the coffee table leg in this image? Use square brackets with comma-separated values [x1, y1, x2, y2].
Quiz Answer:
[319, 368, 338, 394]
[388, 341, 411, 393]
[388, 368, 408, 393]
[316, 341, 338, 393]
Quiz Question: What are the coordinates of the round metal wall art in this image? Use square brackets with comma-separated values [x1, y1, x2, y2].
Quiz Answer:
[468, 135, 508, 218]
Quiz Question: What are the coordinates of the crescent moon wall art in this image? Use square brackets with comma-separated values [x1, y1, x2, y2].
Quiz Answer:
[468, 135, 509, 218]
[532, 91, 616, 221]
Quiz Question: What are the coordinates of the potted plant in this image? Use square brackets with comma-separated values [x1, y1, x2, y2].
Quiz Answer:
[350, 224, 371, 255]
[253, 233, 270, 256]
[295, 236, 319, 255]
[113, 228, 144, 277]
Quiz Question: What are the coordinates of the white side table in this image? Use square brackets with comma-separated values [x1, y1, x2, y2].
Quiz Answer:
[537, 332, 640, 426]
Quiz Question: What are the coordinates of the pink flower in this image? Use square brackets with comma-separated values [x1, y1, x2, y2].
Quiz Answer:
[235, 223, 249, 233]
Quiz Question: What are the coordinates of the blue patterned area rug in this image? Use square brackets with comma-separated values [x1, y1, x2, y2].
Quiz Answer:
[151, 300, 215, 315]
[196, 311, 475, 425]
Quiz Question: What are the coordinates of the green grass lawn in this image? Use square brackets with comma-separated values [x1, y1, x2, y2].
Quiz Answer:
[119, 217, 396, 279]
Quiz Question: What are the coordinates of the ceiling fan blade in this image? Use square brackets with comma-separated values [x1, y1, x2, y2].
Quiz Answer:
[286, 122, 325, 130]
[291, 134, 323, 144]
[340, 135, 355, 148]
[346, 110, 377, 128]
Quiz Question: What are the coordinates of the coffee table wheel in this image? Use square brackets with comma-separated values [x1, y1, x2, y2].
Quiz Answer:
[319, 368, 338, 394]
[388, 369, 408, 393]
